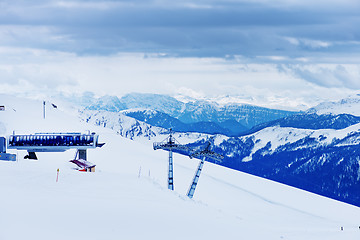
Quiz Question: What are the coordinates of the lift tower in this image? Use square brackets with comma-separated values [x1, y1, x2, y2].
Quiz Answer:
[153, 131, 188, 191]
[187, 142, 223, 199]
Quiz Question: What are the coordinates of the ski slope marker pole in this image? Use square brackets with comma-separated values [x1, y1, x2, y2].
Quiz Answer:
[56, 168, 59, 182]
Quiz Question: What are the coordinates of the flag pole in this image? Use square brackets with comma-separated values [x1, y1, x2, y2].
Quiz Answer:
[56, 168, 59, 182]
[43, 101, 46, 119]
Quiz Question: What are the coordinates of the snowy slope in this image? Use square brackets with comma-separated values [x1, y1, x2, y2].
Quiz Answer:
[204, 122, 360, 207]
[78, 95, 360, 207]
[240, 124, 360, 162]
[79, 109, 210, 144]
[1, 94, 360, 240]
[241, 113, 360, 136]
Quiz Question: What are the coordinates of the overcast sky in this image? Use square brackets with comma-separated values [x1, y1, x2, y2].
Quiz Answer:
[0, 0, 360, 109]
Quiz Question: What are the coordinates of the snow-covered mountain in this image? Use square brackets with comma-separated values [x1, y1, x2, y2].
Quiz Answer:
[87, 93, 183, 116]
[79, 109, 210, 144]
[241, 113, 360, 136]
[122, 109, 237, 136]
[1, 94, 360, 240]
[86, 93, 298, 135]
[86, 95, 127, 112]
[177, 100, 297, 128]
[78, 93, 360, 207]
[308, 94, 360, 116]
[186, 123, 360, 207]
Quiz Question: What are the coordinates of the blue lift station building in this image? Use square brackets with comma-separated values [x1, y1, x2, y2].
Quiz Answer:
[6, 132, 105, 160]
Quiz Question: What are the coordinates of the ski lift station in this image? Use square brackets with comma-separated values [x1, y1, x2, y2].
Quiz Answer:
[0, 137, 16, 161]
[6, 132, 105, 160]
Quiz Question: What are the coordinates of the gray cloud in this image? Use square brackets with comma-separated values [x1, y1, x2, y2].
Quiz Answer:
[284, 64, 360, 89]
[0, 47, 79, 92]
[0, 0, 359, 59]
[0, 47, 358, 110]
[0, 0, 360, 105]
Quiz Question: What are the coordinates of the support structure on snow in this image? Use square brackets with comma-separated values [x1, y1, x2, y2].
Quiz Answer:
[187, 142, 223, 199]
[0, 137, 16, 161]
[153, 130, 188, 191]
[7, 132, 105, 160]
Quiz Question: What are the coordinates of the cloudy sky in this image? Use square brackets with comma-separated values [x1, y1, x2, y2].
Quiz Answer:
[0, 0, 360, 109]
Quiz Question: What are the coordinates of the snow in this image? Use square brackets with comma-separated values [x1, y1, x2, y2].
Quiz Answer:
[213, 134, 229, 145]
[242, 126, 313, 161]
[79, 108, 211, 144]
[1, 94, 360, 240]
[241, 122, 360, 162]
[121, 108, 158, 115]
[308, 95, 360, 116]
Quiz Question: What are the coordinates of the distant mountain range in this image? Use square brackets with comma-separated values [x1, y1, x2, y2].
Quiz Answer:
[85, 93, 298, 135]
[122, 109, 234, 136]
[241, 113, 360, 136]
[80, 109, 210, 143]
[187, 123, 360, 207]
[79, 93, 360, 207]
[307, 94, 360, 116]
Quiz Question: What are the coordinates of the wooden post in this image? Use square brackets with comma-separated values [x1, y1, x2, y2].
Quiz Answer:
[56, 168, 59, 182]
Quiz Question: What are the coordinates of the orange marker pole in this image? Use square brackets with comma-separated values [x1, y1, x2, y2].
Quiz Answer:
[56, 168, 59, 182]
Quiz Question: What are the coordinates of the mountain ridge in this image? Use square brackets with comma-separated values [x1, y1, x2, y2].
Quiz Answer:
[85, 93, 299, 135]
[80, 96, 360, 207]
